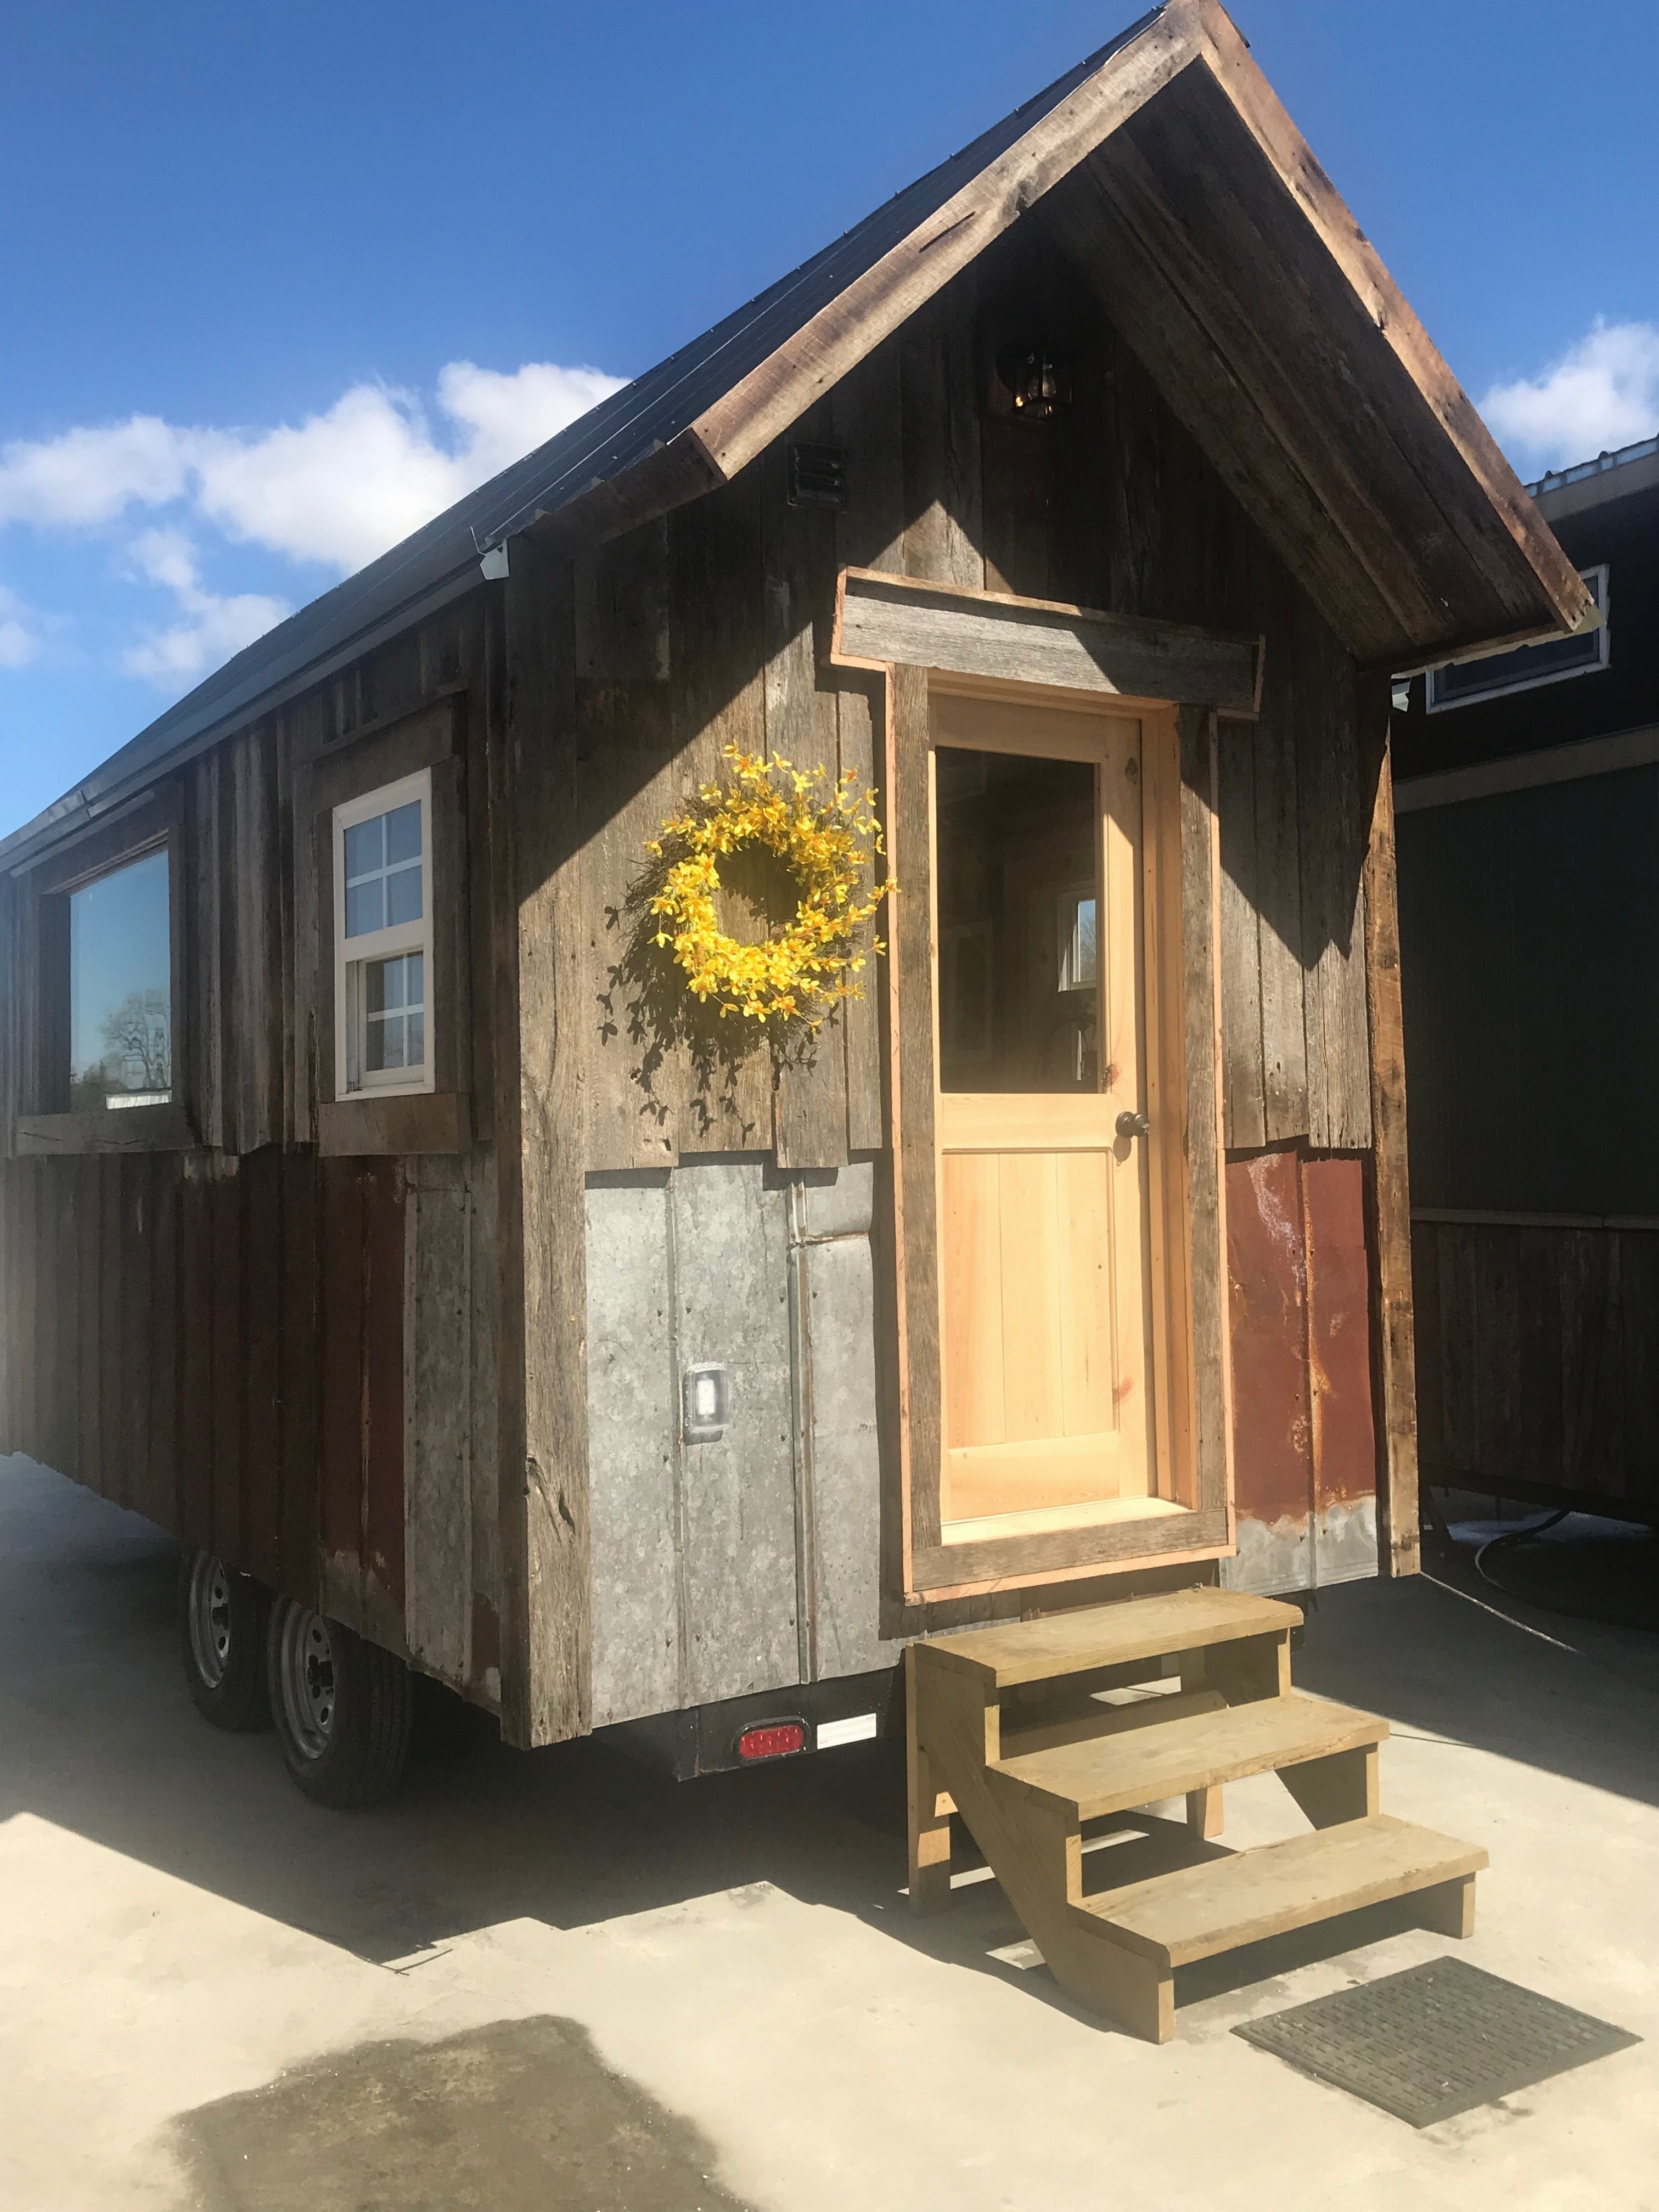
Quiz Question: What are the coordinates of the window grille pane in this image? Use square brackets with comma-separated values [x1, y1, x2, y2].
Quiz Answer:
[404, 951, 424, 1008]
[385, 801, 421, 865]
[345, 879, 384, 938]
[386, 863, 422, 926]
[69, 848, 172, 1110]
[344, 817, 383, 881]
[406, 1011, 425, 1066]
[1064, 895, 1098, 989]
[367, 1014, 406, 1071]
[366, 959, 397, 1014]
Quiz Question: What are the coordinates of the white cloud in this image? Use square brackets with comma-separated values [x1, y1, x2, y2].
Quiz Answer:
[120, 528, 292, 689]
[1481, 319, 1659, 471]
[0, 415, 195, 530]
[0, 584, 44, 668]
[0, 358, 625, 577]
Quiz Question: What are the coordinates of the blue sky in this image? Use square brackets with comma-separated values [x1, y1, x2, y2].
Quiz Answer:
[2, 0, 1656, 841]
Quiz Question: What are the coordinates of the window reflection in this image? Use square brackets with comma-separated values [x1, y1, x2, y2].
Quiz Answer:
[70, 848, 172, 1110]
[935, 747, 1099, 1093]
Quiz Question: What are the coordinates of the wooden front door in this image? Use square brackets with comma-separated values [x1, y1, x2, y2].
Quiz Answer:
[930, 690, 1163, 1541]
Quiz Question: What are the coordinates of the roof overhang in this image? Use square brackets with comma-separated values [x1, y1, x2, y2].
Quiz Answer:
[3, 0, 1589, 872]
[631, 0, 1590, 677]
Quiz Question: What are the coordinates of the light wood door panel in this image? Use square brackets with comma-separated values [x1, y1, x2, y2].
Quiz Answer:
[932, 697, 1157, 1533]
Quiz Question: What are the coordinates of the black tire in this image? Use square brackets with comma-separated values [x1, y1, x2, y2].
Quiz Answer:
[178, 1549, 272, 1732]
[266, 1595, 412, 1809]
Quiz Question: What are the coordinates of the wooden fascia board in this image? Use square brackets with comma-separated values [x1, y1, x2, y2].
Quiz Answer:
[685, 2, 1207, 485]
[831, 567, 1266, 716]
[1365, 609, 1605, 683]
[1190, 0, 1593, 645]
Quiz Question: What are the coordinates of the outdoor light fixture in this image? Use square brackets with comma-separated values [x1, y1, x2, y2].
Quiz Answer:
[996, 342, 1071, 420]
[682, 1361, 732, 1444]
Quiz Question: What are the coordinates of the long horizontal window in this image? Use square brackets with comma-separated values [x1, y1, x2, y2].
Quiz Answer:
[1426, 565, 1609, 712]
[69, 846, 172, 1110]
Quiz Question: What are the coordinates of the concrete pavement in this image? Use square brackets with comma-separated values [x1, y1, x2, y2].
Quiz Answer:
[2, 1451, 1655, 2211]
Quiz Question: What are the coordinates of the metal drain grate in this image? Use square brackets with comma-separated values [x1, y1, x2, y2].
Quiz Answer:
[1234, 1957, 1640, 2126]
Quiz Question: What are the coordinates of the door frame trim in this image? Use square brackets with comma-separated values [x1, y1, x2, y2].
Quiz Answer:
[833, 583, 1240, 1605]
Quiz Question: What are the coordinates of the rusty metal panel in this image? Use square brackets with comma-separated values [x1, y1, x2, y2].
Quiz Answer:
[1222, 1145, 1378, 1595]
[1303, 1153, 1380, 1580]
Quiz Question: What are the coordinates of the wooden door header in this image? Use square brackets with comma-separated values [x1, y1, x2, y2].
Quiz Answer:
[831, 568, 1265, 717]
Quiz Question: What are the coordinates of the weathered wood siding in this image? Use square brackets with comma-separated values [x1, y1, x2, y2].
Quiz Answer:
[534, 228, 1374, 1177]
[0, 589, 509, 1701]
[0, 1148, 385, 1615]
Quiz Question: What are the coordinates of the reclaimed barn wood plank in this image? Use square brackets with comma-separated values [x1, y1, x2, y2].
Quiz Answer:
[209, 1155, 243, 1562]
[1360, 694, 1419, 1573]
[1216, 723, 1265, 1153]
[278, 1149, 320, 1606]
[580, 521, 682, 1172]
[178, 1155, 213, 1552]
[74, 1155, 102, 1492]
[119, 1153, 151, 1514]
[145, 1150, 179, 1532]
[835, 570, 1262, 714]
[667, 473, 773, 1154]
[1252, 710, 1308, 1146]
[1178, 706, 1233, 1530]
[831, 339, 905, 1155]
[503, 530, 591, 1747]
[318, 1157, 367, 1616]
[403, 1155, 473, 1686]
[361, 1158, 406, 1645]
[901, 274, 985, 591]
[242, 1144, 283, 1585]
[764, 412, 851, 1172]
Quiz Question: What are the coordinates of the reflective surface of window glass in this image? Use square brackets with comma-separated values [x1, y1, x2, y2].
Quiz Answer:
[935, 747, 1099, 1093]
[70, 849, 172, 1110]
[344, 801, 422, 939]
[364, 952, 425, 1072]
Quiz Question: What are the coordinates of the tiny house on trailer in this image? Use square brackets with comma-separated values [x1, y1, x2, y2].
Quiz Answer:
[1, 0, 1587, 1944]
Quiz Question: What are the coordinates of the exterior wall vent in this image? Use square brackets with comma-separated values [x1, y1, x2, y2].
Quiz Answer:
[786, 441, 847, 509]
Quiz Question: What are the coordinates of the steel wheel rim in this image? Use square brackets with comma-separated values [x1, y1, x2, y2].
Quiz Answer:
[188, 1554, 233, 1688]
[277, 1607, 338, 1760]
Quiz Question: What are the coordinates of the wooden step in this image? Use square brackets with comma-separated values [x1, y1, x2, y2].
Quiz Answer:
[918, 1588, 1301, 1690]
[990, 1691, 1386, 1820]
[1076, 1815, 1489, 1967]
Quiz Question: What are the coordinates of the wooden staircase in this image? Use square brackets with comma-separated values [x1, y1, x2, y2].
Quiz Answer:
[906, 1588, 1487, 2042]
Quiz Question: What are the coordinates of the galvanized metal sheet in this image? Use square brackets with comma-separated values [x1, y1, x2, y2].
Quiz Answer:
[672, 1161, 800, 1705]
[585, 1178, 680, 1726]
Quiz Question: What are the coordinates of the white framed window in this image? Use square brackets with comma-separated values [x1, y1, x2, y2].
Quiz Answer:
[1425, 564, 1610, 712]
[333, 769, 434, 1099]
[1056, 884, 1098, 994]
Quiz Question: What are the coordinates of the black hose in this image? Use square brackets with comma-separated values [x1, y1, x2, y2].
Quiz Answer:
[1472, 1510, 1570, 1593]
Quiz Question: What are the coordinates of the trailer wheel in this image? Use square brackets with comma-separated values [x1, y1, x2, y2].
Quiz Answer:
[179, 1550, 271, 1731]
[266, 1597, 412, 1809]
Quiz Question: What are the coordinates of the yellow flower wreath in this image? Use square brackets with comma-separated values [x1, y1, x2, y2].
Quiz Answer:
[645, 746, 894, 1025]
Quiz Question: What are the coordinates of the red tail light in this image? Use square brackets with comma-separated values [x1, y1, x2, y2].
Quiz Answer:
[736, 1721, 807, 1761]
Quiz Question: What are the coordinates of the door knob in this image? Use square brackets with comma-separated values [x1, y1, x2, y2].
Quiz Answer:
[1116, 1110, 1150, 1140]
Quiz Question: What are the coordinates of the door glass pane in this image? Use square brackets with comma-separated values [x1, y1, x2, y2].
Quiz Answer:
[69, 848, 172, 1110]
[935, 747, 1099, 1092]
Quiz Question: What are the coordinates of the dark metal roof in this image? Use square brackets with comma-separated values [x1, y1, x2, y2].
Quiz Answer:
[0, 9, 1157, 874]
